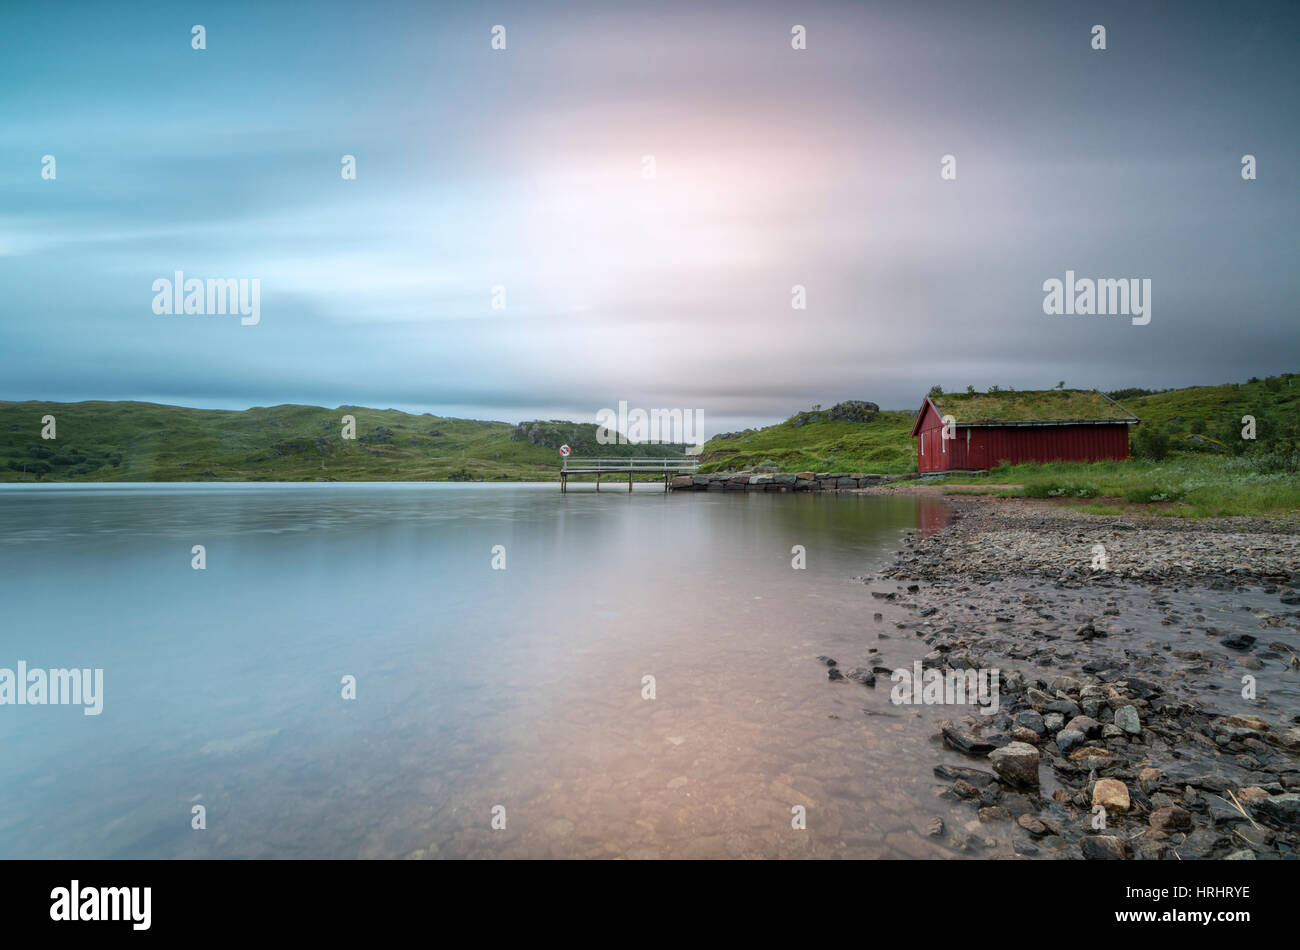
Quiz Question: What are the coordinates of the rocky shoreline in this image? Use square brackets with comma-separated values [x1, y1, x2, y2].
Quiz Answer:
[839, 495, 1300, 859]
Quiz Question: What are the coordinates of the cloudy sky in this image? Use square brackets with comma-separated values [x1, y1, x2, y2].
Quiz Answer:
[1, 0, 1296, 437]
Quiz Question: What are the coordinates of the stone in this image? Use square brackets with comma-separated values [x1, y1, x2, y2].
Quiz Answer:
[1113, 705, 1141, 735]
[941, 723, 996, 755]
[1092, 779, 1131, 813]
[1080, 835, 1126, 860]
[933, 764, 997, 787]
[1016, 814, 1048, 837]
[1237, 786, 1271, 806]
[1252, 793, 1300, 829]
[844, 667, 876, 686]
[1026, 687, 1053, 709]
[1138, 767, 1164, 795]
[1055, 729, 1087, 755]
[1014, 709, 1046, 735]
[1045, 699, 1081, 719]
[1065, 715, 1102, 738]
[987, 741, 1040, 788]
[1068, 745, 1112, 764]
[1176, 828, 1228, 859]
[1149, 805, 1192, 831]
[1011, 726, 1041, 745]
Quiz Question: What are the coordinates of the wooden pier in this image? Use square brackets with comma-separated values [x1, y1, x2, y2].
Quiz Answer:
[560, 457, 699, 492]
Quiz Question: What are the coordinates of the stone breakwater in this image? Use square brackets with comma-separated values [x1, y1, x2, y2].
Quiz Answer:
[829, 495, 1300, 859]
[671, 472, 897, 492]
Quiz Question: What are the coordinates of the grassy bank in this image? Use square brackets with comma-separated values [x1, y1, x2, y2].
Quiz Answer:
[939, 456, 1300, 518]
[697, 409, 917, 474]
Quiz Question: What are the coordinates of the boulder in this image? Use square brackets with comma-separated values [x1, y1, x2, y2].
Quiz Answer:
[987, 741, 1040, 788]
[1092, 779, 1131, 813]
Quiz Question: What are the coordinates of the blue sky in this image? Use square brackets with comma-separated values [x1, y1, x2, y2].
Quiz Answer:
[1, 0, 1297, 436]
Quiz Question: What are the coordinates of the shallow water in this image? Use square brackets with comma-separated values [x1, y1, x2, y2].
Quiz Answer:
[0, 482, 971, 859]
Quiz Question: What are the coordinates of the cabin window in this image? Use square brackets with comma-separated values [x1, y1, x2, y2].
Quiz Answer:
[920, 435, 925, 456]
[941, 431, 946, 454]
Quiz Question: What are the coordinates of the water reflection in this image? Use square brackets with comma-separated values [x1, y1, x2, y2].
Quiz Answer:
[0, 483, 965, 859]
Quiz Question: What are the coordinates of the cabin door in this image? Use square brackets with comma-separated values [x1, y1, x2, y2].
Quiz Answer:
[945, 429, 968, 469]
[965, 429, 991, 469]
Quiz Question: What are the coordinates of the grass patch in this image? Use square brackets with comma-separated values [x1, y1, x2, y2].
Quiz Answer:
[945, 458, 1299, 517]
[698, 410, 916, 475]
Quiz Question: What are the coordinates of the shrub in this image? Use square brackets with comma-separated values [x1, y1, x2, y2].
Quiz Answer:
[1132, 424, 1170, 461]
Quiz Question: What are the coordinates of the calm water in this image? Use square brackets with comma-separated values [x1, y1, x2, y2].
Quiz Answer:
[0, 483, 962, 859]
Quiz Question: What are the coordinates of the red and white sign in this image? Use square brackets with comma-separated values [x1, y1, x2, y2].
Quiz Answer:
[559, 445, 571, 457]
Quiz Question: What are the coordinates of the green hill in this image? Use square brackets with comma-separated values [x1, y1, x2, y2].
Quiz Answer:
[1119, 375, 1300, 453]
[698, 403, 917, 474]
[0, 401, 686, 482]
[696, 374, 1300, 476]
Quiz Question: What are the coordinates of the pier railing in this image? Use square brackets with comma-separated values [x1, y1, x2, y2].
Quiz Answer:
[560, 457, 699, 491]
[562, 457, 699, 473]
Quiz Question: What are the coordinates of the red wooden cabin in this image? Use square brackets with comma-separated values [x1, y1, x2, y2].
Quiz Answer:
[912, 390, 1139, 472]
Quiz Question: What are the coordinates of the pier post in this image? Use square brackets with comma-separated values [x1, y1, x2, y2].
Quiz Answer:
[561, 472, 566, 493]
[628, 471, 633, 492]
[596, 473, 600, 492]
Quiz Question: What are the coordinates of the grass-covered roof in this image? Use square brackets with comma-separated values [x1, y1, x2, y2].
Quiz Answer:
[929, 389, 1138, 425]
